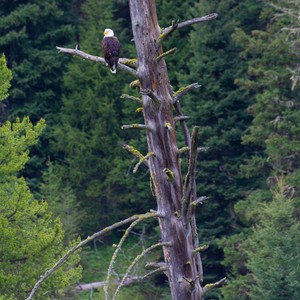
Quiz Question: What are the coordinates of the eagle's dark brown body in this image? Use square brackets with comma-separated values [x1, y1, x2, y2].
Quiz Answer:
[102, 36, 120, 74]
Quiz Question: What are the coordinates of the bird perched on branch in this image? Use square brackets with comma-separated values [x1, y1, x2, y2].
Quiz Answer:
[102, 28, 120, 74]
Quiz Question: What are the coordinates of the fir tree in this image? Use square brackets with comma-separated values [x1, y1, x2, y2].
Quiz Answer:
[0, 0, 79, 189]
[0, 56, 81, 299]
[221, 1, 300, 298]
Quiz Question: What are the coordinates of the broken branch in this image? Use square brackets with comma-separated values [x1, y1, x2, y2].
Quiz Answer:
[120, 94, 142, 104]
[156, 47, 177, 61]
[121, 124, 150, 130]
[173, 83, 201, 103]
[133, 152, 155, 173]
[174, 115, 190, 122]
[203, 277, 227, 295]
[118, 142, 147, 167]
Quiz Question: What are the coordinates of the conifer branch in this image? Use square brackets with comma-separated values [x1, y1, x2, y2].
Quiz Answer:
[120, 94, 142, 104]
[121, 124, 150, 130]
[173, 83, 201, 103]
[26, 211, 160, 300]
[182, 126, 200, 228]
[112, 242, 172, 300]
[191, 215, 203, 281]
[55, 46, 137, 77]
[156, 47, 177, 61]
[203, 277, 227, 295]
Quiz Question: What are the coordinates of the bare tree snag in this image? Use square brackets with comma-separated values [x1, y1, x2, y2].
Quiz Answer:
[128, 1, 213, 299]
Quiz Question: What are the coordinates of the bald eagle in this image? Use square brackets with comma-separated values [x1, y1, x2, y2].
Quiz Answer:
[102, 29, 120, 74]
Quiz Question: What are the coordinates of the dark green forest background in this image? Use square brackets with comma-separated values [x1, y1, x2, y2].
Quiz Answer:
[0, 0, 299, 299]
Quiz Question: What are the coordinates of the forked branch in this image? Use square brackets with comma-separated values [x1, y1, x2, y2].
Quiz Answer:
[118, 142, 148, 167]
[112, 242, 172, 300]
[56, 46, 137, 77]
[26, 211, 160, 300]
[104, 214, 160, 299]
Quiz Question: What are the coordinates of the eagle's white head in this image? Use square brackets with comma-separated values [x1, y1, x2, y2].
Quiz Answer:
[104, 28, 114, 37]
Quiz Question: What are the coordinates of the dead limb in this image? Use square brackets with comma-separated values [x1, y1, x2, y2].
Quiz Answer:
[120, 94, 142, 104]
[133, 152, 155, 173]
[121, 124, 150, 130]
[182, 126, 200, 229]
[112, 242, 171, 300]
[203, 277, 227, 295]
[158, 13, 218, 45]
[156, 47, 177, 61]
[26, 211, 160, 300]
[173, 83, 201, 103]
[118, 142, 148, 168]
[56, 46, 137, 77]
[75, 276, 140, 291]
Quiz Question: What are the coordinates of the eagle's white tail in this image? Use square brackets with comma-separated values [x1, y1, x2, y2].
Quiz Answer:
[110, 63, 117, 74]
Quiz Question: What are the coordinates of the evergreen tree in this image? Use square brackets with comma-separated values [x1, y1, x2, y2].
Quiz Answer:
[0, 0, 79, 189]
[222, 178, 300, 300]
[245, 178, 300, 300]
[39, 161, 84, 243]
[221, 1, 300, 298]
[0, 56, 81, 299]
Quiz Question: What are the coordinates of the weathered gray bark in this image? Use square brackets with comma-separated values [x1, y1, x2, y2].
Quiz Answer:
[129, 1, 202, 299]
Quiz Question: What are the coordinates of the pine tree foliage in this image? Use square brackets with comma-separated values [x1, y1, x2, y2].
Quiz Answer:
[0, 57, 81, 299]
[221, 1, 300, 298]
[0, 54, 12, 102]
[0, 0, 78, 190]
[39, 161, 84, 243]
[245, 178, 300, 300]
[223, 177, 300, 300]
[0, 0, 77, 119]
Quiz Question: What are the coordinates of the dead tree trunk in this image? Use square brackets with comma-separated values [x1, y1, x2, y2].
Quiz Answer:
[129, 2, 201, 299]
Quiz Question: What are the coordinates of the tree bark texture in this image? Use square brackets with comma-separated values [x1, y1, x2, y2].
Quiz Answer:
[129, 1, 202, 299]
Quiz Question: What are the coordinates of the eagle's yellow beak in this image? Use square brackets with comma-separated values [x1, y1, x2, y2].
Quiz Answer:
[103, 31, 107, 36]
